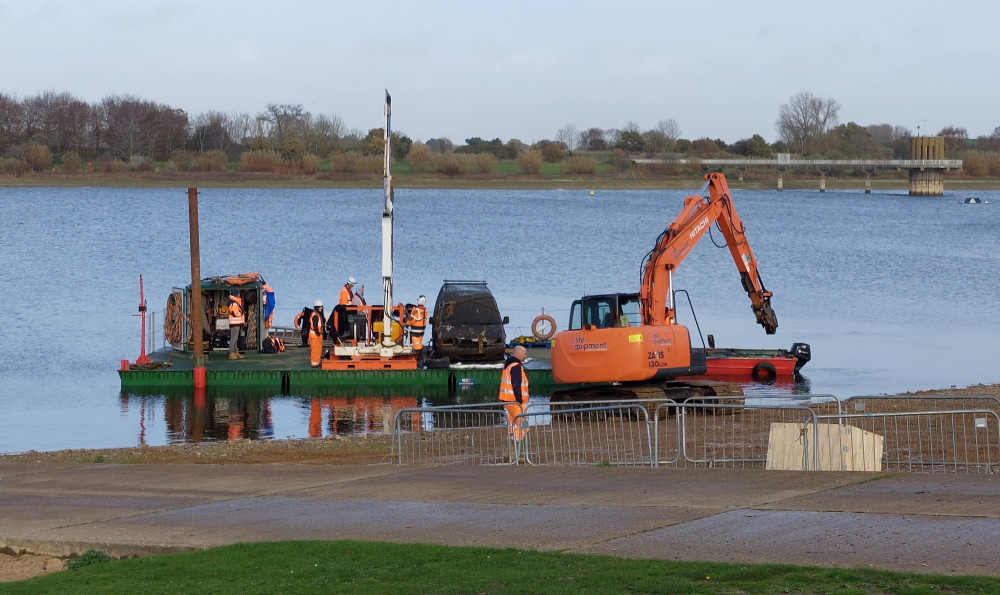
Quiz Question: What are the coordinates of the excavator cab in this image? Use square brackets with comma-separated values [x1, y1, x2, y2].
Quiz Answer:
[553, 292, 707, 384]
[567, 293, 641, 330]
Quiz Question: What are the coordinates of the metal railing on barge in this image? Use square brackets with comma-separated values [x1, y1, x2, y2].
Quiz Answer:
[389, 394, 1000, 474]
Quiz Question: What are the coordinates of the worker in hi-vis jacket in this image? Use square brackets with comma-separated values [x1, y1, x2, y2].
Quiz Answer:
[499, 345, 530, 441]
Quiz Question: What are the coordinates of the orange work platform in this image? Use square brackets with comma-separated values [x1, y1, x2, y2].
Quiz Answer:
[321, 355, 418, 371]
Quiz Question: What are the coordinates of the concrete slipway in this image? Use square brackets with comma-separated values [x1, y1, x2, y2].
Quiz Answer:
[1, 464, 998, 577]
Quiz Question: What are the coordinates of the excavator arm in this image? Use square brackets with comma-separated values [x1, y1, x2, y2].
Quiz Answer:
[640, 172, 777, 333]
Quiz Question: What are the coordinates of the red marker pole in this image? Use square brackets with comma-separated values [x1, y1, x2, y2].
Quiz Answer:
[188, 188, 207, 390]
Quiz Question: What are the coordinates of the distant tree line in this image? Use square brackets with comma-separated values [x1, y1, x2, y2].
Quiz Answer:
[0, 90, 414, 175]
[3, 89, 1000, 177]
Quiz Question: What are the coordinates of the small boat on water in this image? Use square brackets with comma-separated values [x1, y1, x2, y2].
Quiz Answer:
[693, 343, 810, 382]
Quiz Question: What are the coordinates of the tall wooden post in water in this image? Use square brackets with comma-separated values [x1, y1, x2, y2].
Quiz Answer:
[188, 187, 206, 390]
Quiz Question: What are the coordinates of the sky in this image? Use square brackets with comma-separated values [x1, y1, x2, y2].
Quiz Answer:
[3, 0, 998, 145]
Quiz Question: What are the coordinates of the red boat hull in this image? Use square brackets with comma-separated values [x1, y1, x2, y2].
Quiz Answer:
[679, 348, 803, 383]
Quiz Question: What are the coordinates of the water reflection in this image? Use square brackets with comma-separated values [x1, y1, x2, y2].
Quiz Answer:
[118, 371, 812, 446]
[119, 388, 465, 445]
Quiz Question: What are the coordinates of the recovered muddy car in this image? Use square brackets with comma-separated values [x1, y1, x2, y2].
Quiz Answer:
[429, 280, 508, 364]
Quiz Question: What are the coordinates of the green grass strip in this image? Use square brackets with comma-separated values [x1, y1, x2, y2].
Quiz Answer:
[3, 540, 997, 594]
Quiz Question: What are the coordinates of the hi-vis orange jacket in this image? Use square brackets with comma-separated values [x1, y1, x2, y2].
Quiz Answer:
[308, 310, 324, 338]
[499, 357, 529, 405]
[228, 295, 245, 326]
[407, 305, 427, 335]
[339, 284, 353, 305]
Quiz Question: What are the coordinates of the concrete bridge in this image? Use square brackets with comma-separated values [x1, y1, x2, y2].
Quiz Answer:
[634, 157, 963, 195]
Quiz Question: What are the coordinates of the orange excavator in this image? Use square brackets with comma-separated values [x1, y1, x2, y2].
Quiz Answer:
[550, 172, 778, 396]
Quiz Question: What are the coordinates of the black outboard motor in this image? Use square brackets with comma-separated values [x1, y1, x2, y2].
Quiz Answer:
[789, 343, 811, 370]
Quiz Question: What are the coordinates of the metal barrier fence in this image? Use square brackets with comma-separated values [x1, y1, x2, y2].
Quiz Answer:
[842, 394, 1000, 415]
[816, 409, 1000, 473]
[654, 401, 819, 469]
[389, 395, 1000, 473]
[390, 403, 511, 465]
[518, 402, 654, 467]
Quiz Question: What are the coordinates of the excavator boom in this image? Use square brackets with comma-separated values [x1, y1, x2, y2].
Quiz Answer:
[641, 172, 777, 332]
[551, 172, 777, 386]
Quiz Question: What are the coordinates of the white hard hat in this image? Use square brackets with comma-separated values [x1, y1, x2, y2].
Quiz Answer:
[417, 295, 426, 306]
[347, 277, 357, 285]
[314, 299, 323, 307]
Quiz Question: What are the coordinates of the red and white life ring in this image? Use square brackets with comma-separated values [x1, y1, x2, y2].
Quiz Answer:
[531, 314, 556, 340]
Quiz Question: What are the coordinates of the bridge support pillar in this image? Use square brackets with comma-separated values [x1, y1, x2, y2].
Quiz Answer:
[775, 169, 784, 191]
[865, 171, 872, 194]
[909, 168, 944, 196]
[819, 171, 826, 192]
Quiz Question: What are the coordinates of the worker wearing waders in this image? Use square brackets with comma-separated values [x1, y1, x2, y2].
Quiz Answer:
[227, 289, 245, 360]
[293, 306, 314, 347]
[499, 345, 530, 441]
[308, 300, 325, 368]
[406, 295, 428, 363]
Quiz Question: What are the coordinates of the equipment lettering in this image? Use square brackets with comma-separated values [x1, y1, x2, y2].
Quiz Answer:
[689, 216, 710, 240]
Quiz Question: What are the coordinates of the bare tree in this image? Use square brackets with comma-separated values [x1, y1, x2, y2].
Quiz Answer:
[604, 128, 621, 148]
[656, 119, 681, 142]
[977, 126, 1000, 153]
[226, 112, 254, 150]
[776, 91, 840, 155]
[100, 94, 157, 159]
[153, 107, 189, 159]
[579, 127, 606, 151]
[0, 92, 25, 152]
[259, 103, 308, 145]
[304, 113, 346, 155]
[937, 126, 968, 156]
[643, 119, 681, 154]
[556, 124, 578, 151]
[190, 111, 234, 153]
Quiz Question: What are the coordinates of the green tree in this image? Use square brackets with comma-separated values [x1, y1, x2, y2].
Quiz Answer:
[690, 138, 724, 158]
[826, 122, 887, 159]
[535, 140, 565, 163]
[746, 134, 772, 157]
[363, 128, 411, 160]
[614, 130, 644, 154]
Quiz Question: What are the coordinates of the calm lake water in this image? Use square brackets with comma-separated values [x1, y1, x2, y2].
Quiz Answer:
[1, 185, 998, 453]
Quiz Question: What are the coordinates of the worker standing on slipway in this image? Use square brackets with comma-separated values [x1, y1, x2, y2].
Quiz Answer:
[227, 289, 245, 360]
[406, 295, 428, 365]
[499, 345, 530, 443]
[308, 300, 325, 368]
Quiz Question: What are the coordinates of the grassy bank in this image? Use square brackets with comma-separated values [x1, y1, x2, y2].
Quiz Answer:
[2, 170, 999, 191]
[4, 541, 997, 593]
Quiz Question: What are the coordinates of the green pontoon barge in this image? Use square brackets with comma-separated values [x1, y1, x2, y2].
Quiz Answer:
[118, 273, 560, 396]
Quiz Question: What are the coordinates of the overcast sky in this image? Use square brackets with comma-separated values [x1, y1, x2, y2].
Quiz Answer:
[3, 0, 997, 144]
